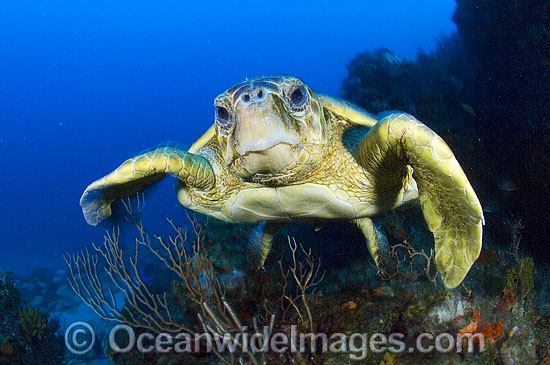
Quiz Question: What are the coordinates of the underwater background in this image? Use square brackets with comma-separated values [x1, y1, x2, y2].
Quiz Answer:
[1, 0, 549, 364]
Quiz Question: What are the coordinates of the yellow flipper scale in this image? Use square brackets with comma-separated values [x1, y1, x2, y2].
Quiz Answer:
[80, 147, 215, 226]
[356, 112, 484, 288]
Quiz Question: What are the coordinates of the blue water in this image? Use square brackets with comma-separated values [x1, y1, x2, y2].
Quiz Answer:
[0, 0, 456, 273]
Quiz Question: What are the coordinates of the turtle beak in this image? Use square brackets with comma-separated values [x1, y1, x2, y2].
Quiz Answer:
[234, 89, 299, 155]
[229, 85, 302, 173]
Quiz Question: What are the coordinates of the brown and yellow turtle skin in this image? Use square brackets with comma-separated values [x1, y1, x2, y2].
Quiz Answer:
[80, 75, 484, 288]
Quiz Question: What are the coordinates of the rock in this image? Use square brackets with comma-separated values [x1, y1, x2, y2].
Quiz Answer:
[426, 293, 465, 328]
[380, 285, 394, 298]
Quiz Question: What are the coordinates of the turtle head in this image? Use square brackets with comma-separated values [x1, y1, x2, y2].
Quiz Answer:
[213, 75, 327, 184]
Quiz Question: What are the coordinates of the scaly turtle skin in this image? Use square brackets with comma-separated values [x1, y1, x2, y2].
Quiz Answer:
[80, 75, 484, 288]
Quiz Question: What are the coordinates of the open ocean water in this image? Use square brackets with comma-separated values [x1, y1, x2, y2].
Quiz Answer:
[1, 1, 549, 364]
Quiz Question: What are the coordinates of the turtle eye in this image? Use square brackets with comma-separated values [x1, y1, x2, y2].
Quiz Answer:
[289, 84, 308, 111]
[216, 106, 229, 120]
[215, 106, 232, 130]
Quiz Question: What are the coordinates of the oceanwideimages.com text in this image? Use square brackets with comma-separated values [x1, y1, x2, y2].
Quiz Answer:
[65, 322, 487, 360]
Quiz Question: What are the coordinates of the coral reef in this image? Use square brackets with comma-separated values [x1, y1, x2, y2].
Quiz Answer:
[337, 3, 550, 360]
[343, 0, 550, 266]
[0, 269, 65, 364]
[56, 1, 550, 364]
[62, 194, 549, 364]
[456, 0, 550, 260]
[66, 198, 329, 364]
[502, 257, 535, 311]
[341, 34, 477, 138]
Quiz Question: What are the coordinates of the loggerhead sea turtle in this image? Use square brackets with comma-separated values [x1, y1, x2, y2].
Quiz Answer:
[80, 75, 484, 288]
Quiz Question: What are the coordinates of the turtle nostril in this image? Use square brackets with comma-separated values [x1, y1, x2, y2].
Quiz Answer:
[241, 88, 265, 103]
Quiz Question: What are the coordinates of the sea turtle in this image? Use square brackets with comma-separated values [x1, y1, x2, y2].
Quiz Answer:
[80, 75, 484, 288]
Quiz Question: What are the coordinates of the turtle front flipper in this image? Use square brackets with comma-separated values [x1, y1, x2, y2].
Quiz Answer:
[356, 112, 484, 288]
[80, 147, 215, 226]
